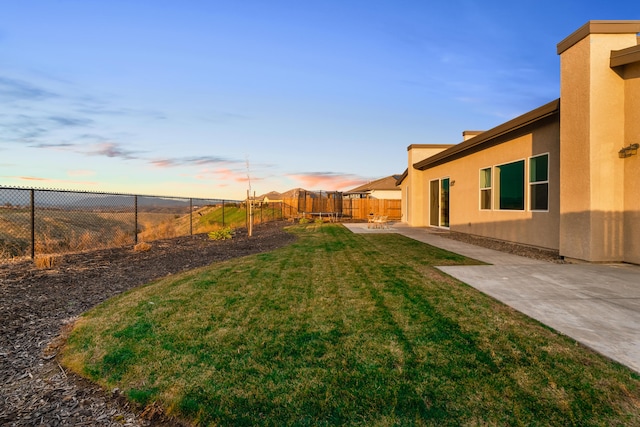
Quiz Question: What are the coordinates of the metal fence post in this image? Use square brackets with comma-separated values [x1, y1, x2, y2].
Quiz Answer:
[30, 189, 35, 259]
[190, 198, 193, 236]
[222, 200, 225, 227]
[134, 195, 138, 245]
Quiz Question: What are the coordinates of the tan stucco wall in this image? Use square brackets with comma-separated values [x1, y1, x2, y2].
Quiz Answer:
[369, 189, 401, 200]
[399, 180, 408, 221]
[413, 119, 560, 250]
[559, 32, 638, 262]
[624, 62, 640, 264]
[558, 33, 592, 260]
[404, 145, 453, 226]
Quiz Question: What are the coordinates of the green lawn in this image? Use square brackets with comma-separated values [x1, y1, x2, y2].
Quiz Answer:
[62, 224, 640, 426]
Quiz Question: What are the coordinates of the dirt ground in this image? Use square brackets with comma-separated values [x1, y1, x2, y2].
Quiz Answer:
[0, 221, 296, 426]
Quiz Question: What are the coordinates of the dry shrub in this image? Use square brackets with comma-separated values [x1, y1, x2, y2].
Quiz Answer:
[157, 221, 178, 239]
[35, 231, 61, 254]
[139, 221, 178, 241]
[111, 228, 132, 246]
[77, 231, 94, 251]
[34, 254, 60, 269]
[133, 242, 152, 252]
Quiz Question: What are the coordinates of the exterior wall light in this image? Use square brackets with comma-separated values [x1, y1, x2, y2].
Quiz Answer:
[618, 143, 639, 158]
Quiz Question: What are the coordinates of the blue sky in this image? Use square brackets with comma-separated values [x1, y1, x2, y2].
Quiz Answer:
[1, 1, 638, 199]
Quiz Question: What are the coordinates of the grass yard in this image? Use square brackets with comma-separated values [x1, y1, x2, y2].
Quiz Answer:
[62, 224, 640, 426]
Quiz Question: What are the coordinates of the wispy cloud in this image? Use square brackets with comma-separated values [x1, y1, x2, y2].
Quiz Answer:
[31, 142, 76, 149]
[287, 172, 366, 190]
[0, 114, 48, 142]
[198, 111, 251, 124]
[31, 140, 142, 161]
[150, 155, 236, 168]
[0, 76, 58, 101]
[84, 142, 140, 160]
[48, 115, 93, 127]
[75, 102, 167, 120]
[0, 74, 165, 152]
[0, 113, 92, 145]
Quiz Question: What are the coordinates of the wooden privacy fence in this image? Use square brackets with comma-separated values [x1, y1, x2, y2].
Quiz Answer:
[275, 197, 400, 221]
[342, 198, 401, 220]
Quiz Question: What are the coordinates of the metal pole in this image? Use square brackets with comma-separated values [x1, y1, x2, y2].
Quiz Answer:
[222, 200, 225, 227]
[189, 198, 193, 236]
[30, 189, 35, 259]
[134, 195, 138, 245]
[247, 190, 252, 237]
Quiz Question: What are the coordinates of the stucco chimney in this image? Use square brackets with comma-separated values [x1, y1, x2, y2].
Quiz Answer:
[462, 131, 483, 141]
[557, 20, 640, 262]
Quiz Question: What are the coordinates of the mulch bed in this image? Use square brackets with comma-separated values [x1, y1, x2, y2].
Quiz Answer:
[0, 221, 296, 426]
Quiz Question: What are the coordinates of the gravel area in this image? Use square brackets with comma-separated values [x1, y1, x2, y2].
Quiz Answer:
[0, 222, 296, 426]
[443, 230, 565, 263]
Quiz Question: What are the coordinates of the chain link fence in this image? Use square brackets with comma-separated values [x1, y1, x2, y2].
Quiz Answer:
[0, 186, 268, 261]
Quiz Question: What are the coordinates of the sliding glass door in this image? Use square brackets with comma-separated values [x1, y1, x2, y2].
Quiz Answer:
[429, 178, 450, 228]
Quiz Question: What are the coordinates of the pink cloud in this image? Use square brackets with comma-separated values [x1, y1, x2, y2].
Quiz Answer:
[150, 159, 175, 168]
[287, 173, 367, 191]
[17, 176, 47, 181]
[9, 176, 97, 185]
[195, 168, 255, 183]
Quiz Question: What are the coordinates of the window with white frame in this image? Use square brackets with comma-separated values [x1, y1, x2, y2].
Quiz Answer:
[494, 160, 525, 210]
[529, 154, 549, 211]
[479, 167, 492, 210]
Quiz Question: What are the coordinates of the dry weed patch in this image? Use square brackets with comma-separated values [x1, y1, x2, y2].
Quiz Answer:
[34, 254, 60, 269]
[133, 242, 152, 252]
[62, 224, 640, 426]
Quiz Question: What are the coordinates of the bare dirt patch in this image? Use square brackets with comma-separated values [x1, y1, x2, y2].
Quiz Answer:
[0, 222, 296, 426]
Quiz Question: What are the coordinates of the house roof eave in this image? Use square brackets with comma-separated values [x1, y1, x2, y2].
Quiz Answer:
[396, 169, 408, 186]
[611, 44, 640, 68]
[413, 99, 560, 171]
[557, 20, 640, 55]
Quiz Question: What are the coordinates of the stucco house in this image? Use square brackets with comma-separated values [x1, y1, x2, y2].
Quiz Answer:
[344, 175, 403, 200]
[398, 21, 640, 264]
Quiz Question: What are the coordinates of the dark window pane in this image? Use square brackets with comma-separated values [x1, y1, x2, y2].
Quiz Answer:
[498, 160, 524, 210]
[441, 178, 449, 227]
[481, 189, 491, 210]
[530, 154, 548, 182]
[531, 183, 549, 210]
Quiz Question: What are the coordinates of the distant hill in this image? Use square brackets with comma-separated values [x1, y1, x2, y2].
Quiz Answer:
[0, 189, 226, 211]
